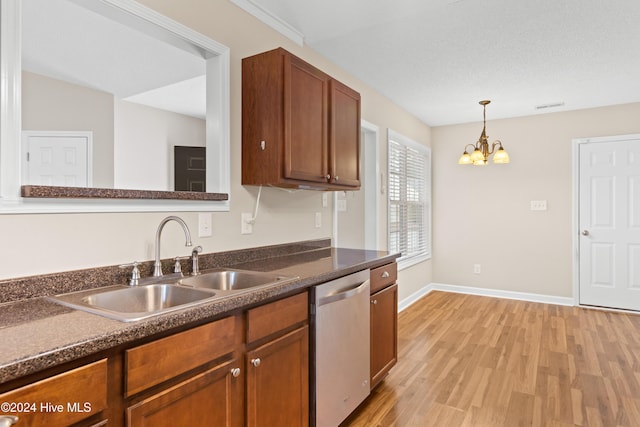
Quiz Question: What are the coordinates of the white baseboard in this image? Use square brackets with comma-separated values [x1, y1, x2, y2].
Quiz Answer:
[398, 282, 574, 312]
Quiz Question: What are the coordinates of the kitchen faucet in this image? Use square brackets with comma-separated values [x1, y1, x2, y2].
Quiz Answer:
[153, 216, 193, 277]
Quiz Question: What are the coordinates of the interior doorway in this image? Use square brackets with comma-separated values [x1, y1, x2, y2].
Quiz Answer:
[334, 120, 380, 249]
[575, 134, 640, 311]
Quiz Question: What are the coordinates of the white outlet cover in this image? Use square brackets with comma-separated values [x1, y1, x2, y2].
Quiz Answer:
[241, 213, 253, 234]
[530, 200, 548, 211]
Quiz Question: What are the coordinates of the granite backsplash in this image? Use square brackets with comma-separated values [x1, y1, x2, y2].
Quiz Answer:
[0, 238, 331, 305]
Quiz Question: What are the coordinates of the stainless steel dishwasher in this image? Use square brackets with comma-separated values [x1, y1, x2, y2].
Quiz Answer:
[311, 269, 370, 427]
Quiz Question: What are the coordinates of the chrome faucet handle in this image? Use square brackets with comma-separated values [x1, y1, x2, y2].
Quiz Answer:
[191, 246, 203, 276]
[119, 261, 141, 286]
[173, 256, 190, 274]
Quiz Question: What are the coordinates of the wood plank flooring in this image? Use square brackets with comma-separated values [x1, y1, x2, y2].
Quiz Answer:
[346, 291, 640, 426]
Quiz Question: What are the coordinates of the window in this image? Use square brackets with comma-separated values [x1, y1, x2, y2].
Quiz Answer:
[387, 130, 431, 267]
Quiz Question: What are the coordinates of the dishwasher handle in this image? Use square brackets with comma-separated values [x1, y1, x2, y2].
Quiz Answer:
[318, 280, 370, 306]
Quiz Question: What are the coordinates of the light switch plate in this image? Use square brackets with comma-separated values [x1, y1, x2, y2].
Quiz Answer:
[198, 213, 212, 237]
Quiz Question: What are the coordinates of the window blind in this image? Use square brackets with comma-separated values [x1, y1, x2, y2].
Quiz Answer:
[388, 133, 431, 264]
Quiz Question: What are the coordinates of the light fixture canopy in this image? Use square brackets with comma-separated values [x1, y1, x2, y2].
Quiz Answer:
[458, 100, 510, 166]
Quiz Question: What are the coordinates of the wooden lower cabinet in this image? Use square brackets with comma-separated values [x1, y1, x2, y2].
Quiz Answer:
[0, 359, 108, 427]
[126, 291, 309, 427]
[246, 326, 309, 426]
[1, 291, 310, 427]
[370, 283, 398, 388]
[127, 358, 243, 427]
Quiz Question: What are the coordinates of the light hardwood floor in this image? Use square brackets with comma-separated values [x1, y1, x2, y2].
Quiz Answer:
[346, 291, 640, 426]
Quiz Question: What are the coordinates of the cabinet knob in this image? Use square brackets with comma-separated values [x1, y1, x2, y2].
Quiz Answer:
[325, 174, 331, 180]
[381, 271, 390, 279]
[334, 175, 339, 181]
[251, 358, 261, 367]
[372, 299, 377, 305]
[0, 416, 19, 427]
[230, 367, 241, 378]
[260, 140, 266, 150]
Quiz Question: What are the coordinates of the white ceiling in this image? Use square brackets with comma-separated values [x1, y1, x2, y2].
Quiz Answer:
[243, 0, 640, 126]
[22, 0, 207, 119]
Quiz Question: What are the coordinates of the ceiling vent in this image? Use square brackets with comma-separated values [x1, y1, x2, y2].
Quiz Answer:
[535, 102, 565, 110]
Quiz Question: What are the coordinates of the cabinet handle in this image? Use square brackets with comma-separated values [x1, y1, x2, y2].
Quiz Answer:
[260, 140, 266, 150]
[381, 271, 390, 278]
[251, 358, 261, 367]
[230, 367, 241, 378]
[0, 416, 19, 427]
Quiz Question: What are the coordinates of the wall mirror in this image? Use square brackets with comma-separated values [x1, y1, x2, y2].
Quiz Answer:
[0, 0, 230, 213]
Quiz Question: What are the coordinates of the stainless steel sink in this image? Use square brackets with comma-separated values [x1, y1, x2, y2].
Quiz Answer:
[49, 269, 297, 322]
[178, 268, 296, 291]
[49, 284, 217, 322]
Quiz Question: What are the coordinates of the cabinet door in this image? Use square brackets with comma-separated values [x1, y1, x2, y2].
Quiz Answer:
[246, 326, 309, 427]
[284, 54, 329, 184]
[370, 284, 398, 388]
[0, 359, 107, 427]
[127, 358, 243, 427]
[329, 79, 361, 188]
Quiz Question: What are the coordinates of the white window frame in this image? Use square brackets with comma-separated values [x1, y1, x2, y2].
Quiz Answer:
[387, 129, 431, 269]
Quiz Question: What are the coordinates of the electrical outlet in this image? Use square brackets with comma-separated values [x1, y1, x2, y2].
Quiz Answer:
[473, 264, 481, 274]
[198, 213, 212, 237]
[241, 213, 253, 234]
[530, 200, 548, 211]
[315, 212, 322, 228]
[337, 199, 347, 212]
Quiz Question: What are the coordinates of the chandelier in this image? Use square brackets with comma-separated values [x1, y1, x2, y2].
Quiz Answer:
[458, 100, 510, 165]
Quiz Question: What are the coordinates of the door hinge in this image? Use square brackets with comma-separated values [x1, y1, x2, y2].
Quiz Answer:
[26, 152, 30, 161]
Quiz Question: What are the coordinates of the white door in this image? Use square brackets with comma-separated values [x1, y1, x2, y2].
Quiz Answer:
[578, 136, 640, 311]
[22, 131, 92, 187]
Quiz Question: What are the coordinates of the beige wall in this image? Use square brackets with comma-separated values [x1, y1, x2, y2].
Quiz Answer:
[114, 99, 206, 190]
[22, 71, 115, 187]
[432, 102, 640, 298]
[1, 0, 431, 301]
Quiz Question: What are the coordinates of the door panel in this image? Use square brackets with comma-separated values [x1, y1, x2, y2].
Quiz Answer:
[579, 138, 640, 310]
[23, 133, 90, 187]
[174, 145, 206, 192]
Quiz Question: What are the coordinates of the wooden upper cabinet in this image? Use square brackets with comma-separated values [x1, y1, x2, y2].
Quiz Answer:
[285, 54, 329, 184]
[242, 47, 360, 190]
[329, 79, 361, 187]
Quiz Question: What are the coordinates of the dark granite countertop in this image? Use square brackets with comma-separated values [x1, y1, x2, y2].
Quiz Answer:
[0, 245, 397, 385]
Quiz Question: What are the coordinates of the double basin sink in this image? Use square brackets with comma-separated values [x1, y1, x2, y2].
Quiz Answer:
[49, 269, 297, 322]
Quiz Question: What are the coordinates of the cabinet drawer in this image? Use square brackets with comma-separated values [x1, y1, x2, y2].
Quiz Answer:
[246, 292, 308, 344]
[0, 359, 107, 427]
[370, 262, 397, 294]
[125, 315, 237, 397]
